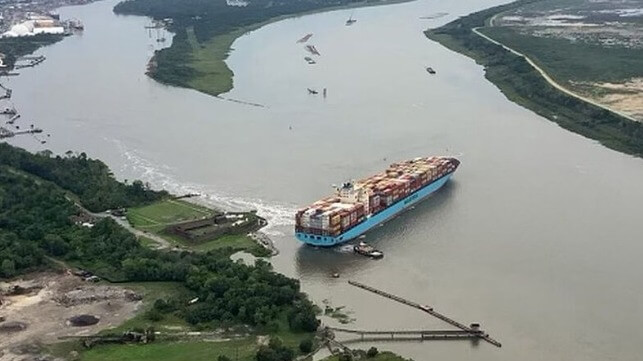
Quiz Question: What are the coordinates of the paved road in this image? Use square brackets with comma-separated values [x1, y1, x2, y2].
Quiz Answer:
[471, 27, 638, 122]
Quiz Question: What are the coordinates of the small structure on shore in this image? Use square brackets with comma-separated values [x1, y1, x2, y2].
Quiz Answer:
[166, 212, 264, 243]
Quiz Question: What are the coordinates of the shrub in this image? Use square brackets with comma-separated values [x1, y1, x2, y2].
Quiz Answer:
[299, 338, 313, 353]
[367, 347, 379, 357]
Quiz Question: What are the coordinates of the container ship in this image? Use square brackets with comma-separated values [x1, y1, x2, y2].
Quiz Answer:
[295, 156, 459, 246]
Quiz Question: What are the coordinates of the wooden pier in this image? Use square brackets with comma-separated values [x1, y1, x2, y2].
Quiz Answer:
[14, 56, 45, 70]
[348, 280, 502, 347]
[0, 126, 43, 139]
[329, 327, 482, 341]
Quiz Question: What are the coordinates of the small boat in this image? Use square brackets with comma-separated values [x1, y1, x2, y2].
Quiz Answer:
[305, 45, 321, 56]
[354, 242, 383, 259]
[304, 56, 316, 65]
[307, 88, 318, 95]
[297, 33, 313, 43]
[346, 11, 357, 26]
[426, 67, 436, 74]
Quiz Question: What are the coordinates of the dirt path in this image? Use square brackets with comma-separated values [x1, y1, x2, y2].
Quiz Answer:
[471, 27, 639, 122]
[108, 216, 172, 250]
[67, 197, 171, 249]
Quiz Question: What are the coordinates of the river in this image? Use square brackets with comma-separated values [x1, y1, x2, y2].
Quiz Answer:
[4, 0, 643, 360]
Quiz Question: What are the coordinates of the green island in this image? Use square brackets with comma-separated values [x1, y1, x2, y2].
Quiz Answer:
[112, 0, 410, 96]
[426, 0, 643, 157]
[0, 142, 408, 360]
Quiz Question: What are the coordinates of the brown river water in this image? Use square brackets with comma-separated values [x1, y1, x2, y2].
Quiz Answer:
[4, 0, 643, 360]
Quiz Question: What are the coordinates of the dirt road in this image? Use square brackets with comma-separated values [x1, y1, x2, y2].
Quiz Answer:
[472, 27, 639, 122]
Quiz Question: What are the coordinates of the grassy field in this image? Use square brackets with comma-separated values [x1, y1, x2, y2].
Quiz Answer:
[192, 234, 264, 253]
[184, 26, 241, 96]
[479, 26, 643, 84]
[127, 199, 213, 229]
[71, 315, 313, 361]
[79, 339, 258, 361]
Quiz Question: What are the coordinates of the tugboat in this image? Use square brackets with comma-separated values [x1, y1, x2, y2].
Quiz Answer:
[426, 67, 436, 74]
[353, 242, 383, 259]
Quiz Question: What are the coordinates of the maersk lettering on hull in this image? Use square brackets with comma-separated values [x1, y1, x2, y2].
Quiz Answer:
[296, 172, 454, 246]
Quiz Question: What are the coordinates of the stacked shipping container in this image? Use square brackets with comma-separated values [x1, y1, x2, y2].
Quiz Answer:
[295, 157, 458, 237]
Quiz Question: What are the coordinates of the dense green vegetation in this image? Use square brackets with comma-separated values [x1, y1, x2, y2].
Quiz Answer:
[113, 0, 404, 95]
[0, 144, 168, 212]
[322, 350, 412, 361]
[0, 34, 63, 68]
[0, 143, 318, 346]
[425, 0, 643, 157]
[0, 166, 143, 278]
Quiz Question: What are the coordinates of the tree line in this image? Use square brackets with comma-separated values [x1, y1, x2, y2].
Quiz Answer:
[0, 143, 168, 212]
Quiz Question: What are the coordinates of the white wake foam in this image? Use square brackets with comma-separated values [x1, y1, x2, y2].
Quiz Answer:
[111, 139, 297, 234]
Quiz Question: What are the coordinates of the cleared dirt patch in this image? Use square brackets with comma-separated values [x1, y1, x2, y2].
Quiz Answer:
[0, 272, 143, 361]
[585, 78, 643, 121]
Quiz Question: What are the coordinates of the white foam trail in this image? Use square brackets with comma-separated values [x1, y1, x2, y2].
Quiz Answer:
[110, 139, 297, 234]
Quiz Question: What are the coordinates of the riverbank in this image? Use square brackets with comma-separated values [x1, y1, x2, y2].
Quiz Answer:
[114, 0, 412, 97]
[425, 0, 643, 158]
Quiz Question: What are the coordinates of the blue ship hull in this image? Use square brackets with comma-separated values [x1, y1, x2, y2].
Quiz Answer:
[296, 171, 454, 246]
